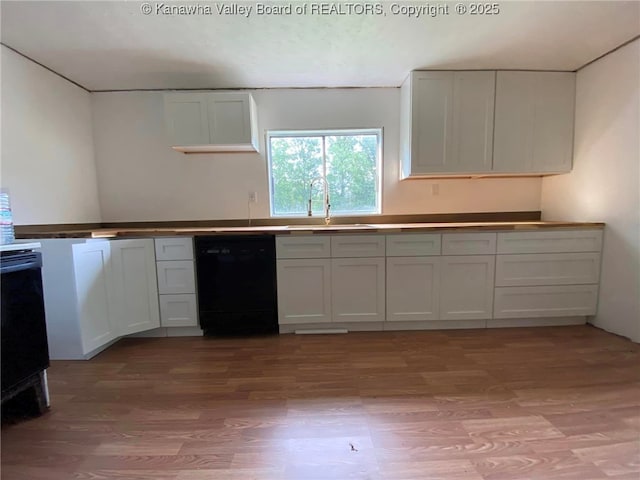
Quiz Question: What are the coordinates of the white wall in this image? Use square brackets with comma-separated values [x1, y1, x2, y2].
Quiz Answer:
[92, 88, 541, 222]
[541, 39, 640, 342]
[0, 46, 101, 225]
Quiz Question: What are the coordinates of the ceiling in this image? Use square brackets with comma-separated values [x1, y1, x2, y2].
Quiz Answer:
[1, 1, 638, 91]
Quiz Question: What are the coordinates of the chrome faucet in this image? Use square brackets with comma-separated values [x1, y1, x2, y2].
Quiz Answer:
[307, 177, 331, 225]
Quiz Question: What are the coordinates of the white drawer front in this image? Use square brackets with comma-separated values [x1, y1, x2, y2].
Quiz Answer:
[331, 235, 385, 258]
[276, 236, 331, 259]
[442, 233, 496, 255]
[159, 294, 198, 327]
[497, 229, 603, 254]
[155, 237, 194, 260]
[494, 285, 598, 318]
[496, 253, 601, 286]
[386, 234, 441, 257]
[156, 260, 196, 294]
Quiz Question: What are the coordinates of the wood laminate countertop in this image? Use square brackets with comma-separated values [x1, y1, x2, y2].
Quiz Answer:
[17, 221, 605, 239]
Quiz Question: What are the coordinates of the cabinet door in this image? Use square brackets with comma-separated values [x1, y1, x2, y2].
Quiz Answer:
[164, 93, 210, 146]
[156, 261, 196, 294]
[208, 93, 252, 145]
[72, 242, 117, 354]
[493, 72, 575, 173]
[440, 255, 495, 320]
[111, 239, 161, 336]
[387, 257, 440, 322]
[410, 72, 454, 174]
[450, 71, 495, 172]
[276, 259, 331, 324]
[331, 258, 385, 323]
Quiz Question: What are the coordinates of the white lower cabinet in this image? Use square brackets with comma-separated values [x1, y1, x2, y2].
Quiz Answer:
[331, 258, 385, 323]
[39, 238, 161, 359]
[275, 229, 603, 331]
[494, 230, 602, 321]
[153, 237, 199, 330]
[111, 239, 161, 335]
[386, 257, 440, 322]
[440, 255, 495, 320]
[72, 242, 117, 354]
[277, 259, 332, 325]
[159, 294, 198, 327]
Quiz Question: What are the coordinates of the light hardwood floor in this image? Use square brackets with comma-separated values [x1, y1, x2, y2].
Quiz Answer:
[2, 325, 639, 480]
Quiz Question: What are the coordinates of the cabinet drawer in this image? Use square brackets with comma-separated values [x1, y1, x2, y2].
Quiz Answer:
[156, 261, 195, 294]
[496, 253, 601, 286]
[159, 294, 198, 327]
[331, 235, 385, 258]
[386, 234, 441, 256]
[497, 230, 603, 254]
[276, 236, 331, 259]
[442, 233, 496, 255]
[155, 237, 194, 260]
[494, 285, 598, 319]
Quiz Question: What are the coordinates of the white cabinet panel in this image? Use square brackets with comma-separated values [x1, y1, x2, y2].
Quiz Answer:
[159, 294, 198, 327]
[497, 230, 603, 254]
[156, 260, 195, 294]
[451, 71, 495, 172]
[494, 285, 598, 319]
[386, 234, 441, 257]
[401, 71, 495, 176]
[387, 257, 440, 322]
[493, 71, 575, 173]
[277, 259, 331, 324]
[276, 236, 331, 259]
[496, 253, 601, 287]
[208, 93, 252, 145]
[111, 239, 161, 336]
[440, 255, 495, 320]
[410, 72, 453, 173]
[164, 93, 209, 146]
[155, 237, 194, 260]
[442, 233, 496, 255]
[72, 242, 117, 354]
[331, 258, 385, 323]
[331, 235, 385, 258]
[164, 92, 258, 152]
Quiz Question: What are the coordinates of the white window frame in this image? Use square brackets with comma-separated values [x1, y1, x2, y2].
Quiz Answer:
[266, 128, 383, 218]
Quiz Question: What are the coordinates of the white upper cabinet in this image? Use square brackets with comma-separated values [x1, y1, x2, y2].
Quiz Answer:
[493, 71, 575, 174]
[164, 92, 259, 153]
[401, 71, 495, 177]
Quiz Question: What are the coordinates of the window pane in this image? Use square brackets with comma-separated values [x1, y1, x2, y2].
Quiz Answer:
[326, 135, 378, 214]
[270, 136, 323, 216]
[268, 130, 380, 217]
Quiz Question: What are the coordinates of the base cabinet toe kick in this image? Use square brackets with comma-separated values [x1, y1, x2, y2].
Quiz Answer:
[275, 228, 603, 332]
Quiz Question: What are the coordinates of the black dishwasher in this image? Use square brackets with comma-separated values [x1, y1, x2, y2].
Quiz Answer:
[195, 235, 278, 336]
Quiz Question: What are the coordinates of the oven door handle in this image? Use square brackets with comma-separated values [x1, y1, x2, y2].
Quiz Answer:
[0, 261, 39, 274]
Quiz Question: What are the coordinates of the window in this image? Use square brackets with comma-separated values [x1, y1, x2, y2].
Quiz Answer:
[267, 129, 382, 217]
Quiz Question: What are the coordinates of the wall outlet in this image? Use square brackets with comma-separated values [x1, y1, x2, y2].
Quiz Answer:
[248, 191, 257, 203]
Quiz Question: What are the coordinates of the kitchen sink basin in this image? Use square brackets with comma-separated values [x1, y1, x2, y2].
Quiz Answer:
[284, 224, 374, 230]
